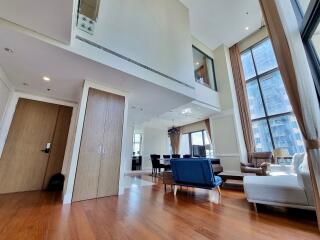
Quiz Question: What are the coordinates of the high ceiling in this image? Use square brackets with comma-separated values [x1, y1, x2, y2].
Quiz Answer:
[0, 27, 192, 126]
[141, 101, 217, 130]
[181, 0, 263, 50]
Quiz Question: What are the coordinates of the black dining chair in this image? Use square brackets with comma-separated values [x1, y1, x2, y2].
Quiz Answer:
[171, 154, 181, 159]
[163, 155, 171, 159]
[150, 154, 168, 176]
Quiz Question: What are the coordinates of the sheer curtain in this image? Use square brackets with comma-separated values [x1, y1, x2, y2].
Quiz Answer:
[259, 0, 320, 229]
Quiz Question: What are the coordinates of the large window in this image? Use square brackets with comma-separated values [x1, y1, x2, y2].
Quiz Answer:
[180, 130, 213, 157]
[192, 46, 218, 91]
[132, 133, 142, 156]
[240, 38, 304, 155]
[292, 0, 320, 99]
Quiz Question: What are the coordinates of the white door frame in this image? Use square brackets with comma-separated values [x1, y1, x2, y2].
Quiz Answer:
[0, 91, 78, 197]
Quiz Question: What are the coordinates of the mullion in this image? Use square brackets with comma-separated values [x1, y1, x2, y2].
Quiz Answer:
[245, 67, 279, 83]
[249, 47, 276, 150]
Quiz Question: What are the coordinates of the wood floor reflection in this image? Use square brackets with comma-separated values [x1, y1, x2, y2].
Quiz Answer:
[0, 175, 318, 240]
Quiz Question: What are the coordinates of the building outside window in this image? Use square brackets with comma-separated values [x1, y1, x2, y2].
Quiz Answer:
[192, 46, 218, 91]
[240, 38, 305, 155]
[132, 133, 142, 156]
[291, 0, 320, 98]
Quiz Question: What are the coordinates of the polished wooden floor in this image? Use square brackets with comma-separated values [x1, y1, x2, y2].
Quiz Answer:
[0, 175, 318, 240]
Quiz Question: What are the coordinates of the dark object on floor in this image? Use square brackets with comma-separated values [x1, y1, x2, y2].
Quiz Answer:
[47, 173, 65, 191]
[132, 156, 142, 170]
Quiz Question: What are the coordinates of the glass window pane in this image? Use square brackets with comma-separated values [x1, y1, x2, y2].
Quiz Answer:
[241, 50, 256, 80]
[311, 22, 320, 62]
[191, 131, 204, 146]
[269, 115, 305, 155]
[193, 47, 216, 89]
[297, 0, 310, 15]
[134, 134, 141, 143]
[204, 131, 210, 145]
[180, 134, 190, 155]
[252, 39, 278, 74]
[246, 80, 266, 119]
[260, 71, 292, 115]
[252, 120, 273, 152]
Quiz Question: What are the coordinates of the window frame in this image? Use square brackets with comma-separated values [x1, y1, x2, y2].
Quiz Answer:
[132, 133, 142, 156]
[241, 37, 301, 153]
[192, 45, 218, 91]
[292, 0, 320, 99]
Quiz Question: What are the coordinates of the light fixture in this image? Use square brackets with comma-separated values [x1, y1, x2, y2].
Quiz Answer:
[196, 62, 200, 65]
[42, 76, 51, 82]
[181, 108, 192, 115]
[4, 48, 13, 53]
[245, 27, 249, 31]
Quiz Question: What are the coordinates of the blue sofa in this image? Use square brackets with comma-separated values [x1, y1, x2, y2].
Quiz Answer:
[170, 159, 222, 201]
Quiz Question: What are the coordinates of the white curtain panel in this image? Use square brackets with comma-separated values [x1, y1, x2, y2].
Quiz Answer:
[275, 0, 320, 208]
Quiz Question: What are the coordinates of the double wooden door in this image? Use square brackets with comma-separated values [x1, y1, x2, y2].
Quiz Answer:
[72, 88, 125, 202]
[0, 99, 72, 194]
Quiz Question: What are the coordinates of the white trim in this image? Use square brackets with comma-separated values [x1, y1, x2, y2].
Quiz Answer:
[215, 153, 240, 157]
[211, 108, 234, 119]
[63, 80, 128, 204]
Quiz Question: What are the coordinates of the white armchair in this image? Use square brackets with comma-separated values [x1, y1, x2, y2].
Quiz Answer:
[243, 153, 315, 211]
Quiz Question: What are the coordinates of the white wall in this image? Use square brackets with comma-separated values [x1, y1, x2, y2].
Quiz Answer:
[0, 69, 12, 129]
[211, 45, 247, 171]
[0, 67, 14, 157]
[77, 0, 194, 89]
[141, 127, 169, 170]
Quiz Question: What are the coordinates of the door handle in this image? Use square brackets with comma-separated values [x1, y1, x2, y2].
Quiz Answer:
[41, 143, 51, 154]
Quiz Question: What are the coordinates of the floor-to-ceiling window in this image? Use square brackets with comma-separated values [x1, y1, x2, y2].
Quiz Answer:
[180, 130, 213, 157]
[240, 38, 305, 155]
[292, 0, 320, 99]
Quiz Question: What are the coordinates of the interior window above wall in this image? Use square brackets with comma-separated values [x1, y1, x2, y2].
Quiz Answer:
[192, 46, 217, 91]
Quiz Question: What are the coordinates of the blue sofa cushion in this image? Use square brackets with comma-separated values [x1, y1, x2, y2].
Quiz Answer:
[170, 159, 222, 188]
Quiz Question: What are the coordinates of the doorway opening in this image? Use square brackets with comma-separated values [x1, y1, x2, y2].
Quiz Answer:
[0, 98, 73, 194]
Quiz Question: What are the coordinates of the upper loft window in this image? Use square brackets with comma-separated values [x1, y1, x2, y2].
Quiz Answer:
[240, 38, 305, 156]
[192, 46, 218, 91]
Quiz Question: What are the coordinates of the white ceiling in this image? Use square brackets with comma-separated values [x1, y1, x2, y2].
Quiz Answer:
[0, 27, 192, 126]
[140, 101, 217, 130]
[181, 0, 263, 50]
[0, 0, 74, 43]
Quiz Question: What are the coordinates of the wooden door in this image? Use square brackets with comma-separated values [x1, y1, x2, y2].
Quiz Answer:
[72, 88, 108, 202]
[0, 99, 59, 194]
[97, 93, 125, 198]
[43, 106, 73, 189]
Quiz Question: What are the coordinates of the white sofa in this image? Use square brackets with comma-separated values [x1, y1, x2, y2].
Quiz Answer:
[243, 153, 315, 210]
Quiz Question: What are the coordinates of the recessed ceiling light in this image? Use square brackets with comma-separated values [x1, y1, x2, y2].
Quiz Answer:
[42, 76, 51, 82]
[182, 108, 192, 115]
[196, 62, 200, 65]
[4, 48, 13, 53]
[245, 27, 249, 31]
